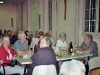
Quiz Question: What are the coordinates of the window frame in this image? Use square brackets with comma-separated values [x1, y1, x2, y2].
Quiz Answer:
[48, 0, 52, 30]
[83, 0, 100, 36]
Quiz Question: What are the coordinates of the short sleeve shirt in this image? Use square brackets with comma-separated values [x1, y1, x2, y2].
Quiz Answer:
[80, 41, 98, 57]
[14, 40, 28, 52]
[56, 39, 67, 51]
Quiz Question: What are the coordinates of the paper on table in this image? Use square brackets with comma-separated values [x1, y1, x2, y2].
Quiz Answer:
[23, 55, 28, 59]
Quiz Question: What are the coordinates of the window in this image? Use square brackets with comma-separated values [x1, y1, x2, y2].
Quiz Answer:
[48, 0, 52, 30]
[85, 0, 100, 33]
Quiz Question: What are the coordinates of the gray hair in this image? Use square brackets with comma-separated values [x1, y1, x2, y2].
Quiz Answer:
[59, 60, 86, 75]
[18, 31, 25, 39]
[44, 37, 52, 46]
[59, 33, 66, 38]
[2, 35, 10, 45]
[85, 34, 93, 41]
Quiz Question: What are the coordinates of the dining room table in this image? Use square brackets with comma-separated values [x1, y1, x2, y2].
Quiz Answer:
[55, 50, 93, 70]
[16, 53, 33, 74]
[16, 50, 93, 74]
[56, 50, 93, 61]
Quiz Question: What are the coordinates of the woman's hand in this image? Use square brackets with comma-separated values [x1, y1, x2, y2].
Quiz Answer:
[12, 55, 16, 60]
[0, 59, 4, 64]
[67, 45, 70, 49]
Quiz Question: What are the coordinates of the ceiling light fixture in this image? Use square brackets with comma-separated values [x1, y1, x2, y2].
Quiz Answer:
[0, 1, 3, 3]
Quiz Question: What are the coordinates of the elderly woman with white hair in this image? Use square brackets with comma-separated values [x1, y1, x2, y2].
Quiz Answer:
[56, 32, 68, 52]
[14, 31, 31, 54]
[0, 35, 24, 75]
[59, 60, 86, 75]
[24, 37, 57, 75]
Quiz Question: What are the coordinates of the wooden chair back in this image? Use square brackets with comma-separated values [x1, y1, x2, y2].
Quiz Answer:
[90, 67, 100, 75]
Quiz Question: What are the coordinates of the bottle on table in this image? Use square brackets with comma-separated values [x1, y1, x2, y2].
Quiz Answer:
[34, 44, 38, 54]
[69, 42, 73, 54]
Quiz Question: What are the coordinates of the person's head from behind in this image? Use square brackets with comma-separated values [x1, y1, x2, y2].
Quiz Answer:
[59, 60, 86, 75]
[34, 30, 39, 38]
[59, 33, 66, 42]
[40, 37, 52, 48]
[2, 35, 10, 47]
[84, 34, 93, 45]
[45, 32, 51, 38]
[18, 31, 26, 42]
[39, 31, 44, 36]
[14, 31, 18, 36]
[7, 30, 11, 35]
[39, 31, 44, 40]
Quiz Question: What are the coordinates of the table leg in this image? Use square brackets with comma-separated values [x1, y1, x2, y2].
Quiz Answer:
[24, 64, 27, 75]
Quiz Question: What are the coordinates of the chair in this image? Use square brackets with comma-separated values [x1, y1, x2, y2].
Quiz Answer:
[90, 68, 100, 75]
[32, 65, 57, 75]
[0, 64, 5, 75]
[88, 57, 100, 75]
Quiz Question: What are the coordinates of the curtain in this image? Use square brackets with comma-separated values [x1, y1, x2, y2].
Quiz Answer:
[74, 0, 85, 45]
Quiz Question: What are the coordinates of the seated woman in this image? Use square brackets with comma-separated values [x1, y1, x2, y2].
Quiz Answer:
[30, 31, 39, 52]
[0, 35, 24, 75]
[30, 31, 44, 52]
[56, 32, 68, 52]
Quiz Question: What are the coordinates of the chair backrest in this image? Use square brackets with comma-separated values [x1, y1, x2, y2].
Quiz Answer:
[88, 57, 100, 75]
[32, 65, 57, 75]
[90, 67, 100, 75]
[88, 57, 100, 71]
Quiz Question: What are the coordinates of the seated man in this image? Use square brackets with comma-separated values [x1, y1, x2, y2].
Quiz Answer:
[25, 37, 57, 75]
[74, 34, 98, 59]
[14, 31, 31, 54]
[59, 60, 86, 75]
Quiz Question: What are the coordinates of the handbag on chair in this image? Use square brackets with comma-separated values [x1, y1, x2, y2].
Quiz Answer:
[4, 60, 16, 67]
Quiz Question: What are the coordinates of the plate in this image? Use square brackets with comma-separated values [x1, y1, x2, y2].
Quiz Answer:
[23, 55, 28, 59]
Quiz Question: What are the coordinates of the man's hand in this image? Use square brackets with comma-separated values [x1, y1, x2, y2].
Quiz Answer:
[28, 49, 32, 53]
[17, 50, 22, 55]
[17, 49, 32, 54]
[74, 43, 79, 48]
[85, 49, 92, 54]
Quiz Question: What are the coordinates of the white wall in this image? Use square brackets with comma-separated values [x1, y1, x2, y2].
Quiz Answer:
[0, 4, 16, 32]
[52, 0, 76, 45]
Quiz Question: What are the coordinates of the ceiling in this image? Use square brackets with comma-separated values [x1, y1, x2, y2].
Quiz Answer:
[0, 0, 23, 5]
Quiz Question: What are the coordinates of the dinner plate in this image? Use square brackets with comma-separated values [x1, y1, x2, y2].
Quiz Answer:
[23, 55, 28, 59]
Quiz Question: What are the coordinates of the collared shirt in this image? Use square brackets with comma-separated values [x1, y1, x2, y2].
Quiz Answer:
[56, 39, 67, 51]
[80, 41, 98, 58]
[14, 40, 28, 52]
